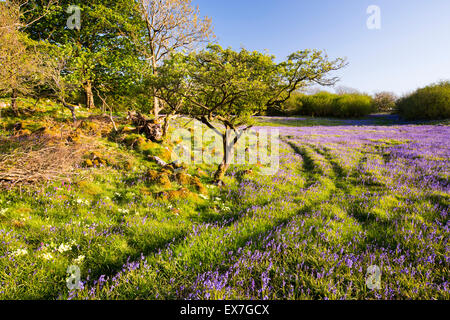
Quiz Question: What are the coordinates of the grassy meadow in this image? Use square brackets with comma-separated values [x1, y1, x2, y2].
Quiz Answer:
[0, 99, 448, 300]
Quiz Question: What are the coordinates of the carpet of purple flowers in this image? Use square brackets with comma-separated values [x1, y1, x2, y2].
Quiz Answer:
[1, 117, 448, 300]
[69, 123, 449, 300]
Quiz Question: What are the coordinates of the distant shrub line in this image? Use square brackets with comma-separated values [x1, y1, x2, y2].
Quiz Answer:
[397, 81, 450, 120]
[268, 92, 375, 118]
[266, 80, 450, 120]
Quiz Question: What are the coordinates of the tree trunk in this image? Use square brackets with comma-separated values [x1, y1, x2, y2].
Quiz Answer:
[214, 160, 230, 182]
[84, 80, 95, 109]
[60, 99, 77, 122]
[151, 56, 161, 121]
[214, 131, 233, 182]
[11, 89, 18, 115]
[212, 125, 250, 182]
[153, 94, 160, 121]
[162, 110, 177, 139]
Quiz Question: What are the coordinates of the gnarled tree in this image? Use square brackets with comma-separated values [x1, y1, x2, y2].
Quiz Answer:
[155, 45, 347, 182]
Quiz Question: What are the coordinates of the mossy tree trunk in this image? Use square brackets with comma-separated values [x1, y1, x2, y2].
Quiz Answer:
[213, 161, 230, 182]
[84, 80, 95, 109]
[213, 126, 238, 182]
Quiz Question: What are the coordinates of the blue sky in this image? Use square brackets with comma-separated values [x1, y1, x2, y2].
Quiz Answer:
[192, 0, 450, 96]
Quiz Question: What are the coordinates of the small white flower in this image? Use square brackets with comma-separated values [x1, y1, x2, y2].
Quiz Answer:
[76, 199, 90, 206]
[118, 208, 130, 214]
[199, 194, 208, 200]
[42, 252, 54, 260]
[57, 243, 72, 253]
[11, 248, 28, 257]
[74, 255, 85, 264]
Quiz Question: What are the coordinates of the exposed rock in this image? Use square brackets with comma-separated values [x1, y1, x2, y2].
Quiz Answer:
[127, 111, 162, 142]
[148, 155, 167, 167]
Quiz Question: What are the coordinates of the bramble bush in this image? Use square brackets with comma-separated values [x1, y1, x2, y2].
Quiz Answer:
[396, 81, 450, 120]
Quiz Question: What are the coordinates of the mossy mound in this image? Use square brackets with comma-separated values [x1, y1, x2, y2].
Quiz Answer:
[32, 127, 62, 140]
[79, 120, 100, 135]
[83, 151, 110, 168]
[157, 188, 193, 200]
[123, 134, 146, 148]
[147, 167, 208, 197]
[67, 128, 83, 143]
[146, 169, 159, 181]
[175, 172, 191, 186]
[191, 176, 207, 195]
[122, 133, 171, 161]
[122, 159, 134, 171]
[146, 170, 172, 189]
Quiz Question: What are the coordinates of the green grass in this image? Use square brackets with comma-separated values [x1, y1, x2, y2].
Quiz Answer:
[0, 99, 448, 300]
[255, 115, 450, 127]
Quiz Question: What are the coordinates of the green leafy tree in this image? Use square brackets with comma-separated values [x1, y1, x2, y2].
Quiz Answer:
[22, 0, 146, 110]
[155, 45, 346, 181]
